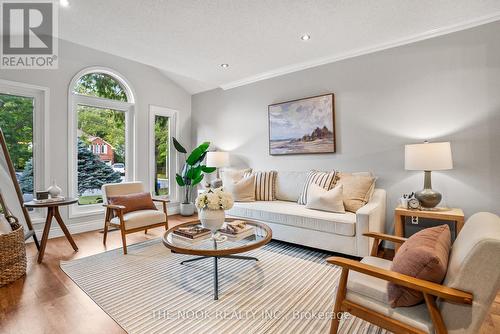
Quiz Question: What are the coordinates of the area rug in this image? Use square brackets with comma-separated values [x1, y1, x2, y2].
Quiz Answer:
[61, 239, 388, 334]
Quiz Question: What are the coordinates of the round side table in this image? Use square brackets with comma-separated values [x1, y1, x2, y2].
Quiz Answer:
[24, 198, 79, 263]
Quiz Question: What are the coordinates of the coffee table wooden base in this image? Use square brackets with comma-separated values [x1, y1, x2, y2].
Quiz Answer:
[180, 255, 258, 300]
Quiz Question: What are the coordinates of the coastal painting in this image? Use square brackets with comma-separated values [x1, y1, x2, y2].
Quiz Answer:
[269, 94, 335, 155]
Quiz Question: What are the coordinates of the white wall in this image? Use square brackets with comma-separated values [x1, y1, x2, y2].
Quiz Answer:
[0, 39, 191, 236]
[192, 21, 500, 235]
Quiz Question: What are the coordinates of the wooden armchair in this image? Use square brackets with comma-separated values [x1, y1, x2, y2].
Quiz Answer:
[327, 212, 500, 334]
[102, 182, 169, 254]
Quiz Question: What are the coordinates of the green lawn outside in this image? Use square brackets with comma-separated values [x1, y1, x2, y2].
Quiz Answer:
[78, 195, 103, 205]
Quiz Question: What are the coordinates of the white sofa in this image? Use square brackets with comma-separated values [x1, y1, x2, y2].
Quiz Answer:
[226, 171, 386, 257]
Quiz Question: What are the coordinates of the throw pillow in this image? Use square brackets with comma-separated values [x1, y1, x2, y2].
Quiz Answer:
[107, 192, 157, 214]
[229, 174, 256, 202]
[336, 173, 376, 212]
[252, 171, 277, 201]
[298, 170, 337, 205]
[221, 168, 252, 186]
[305, 184, 345, 213]
[388, 224, 452, 308]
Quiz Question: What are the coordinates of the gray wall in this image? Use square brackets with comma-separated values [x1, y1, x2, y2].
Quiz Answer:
[192, 21, 500, 235]
[0, 39, 191, 233]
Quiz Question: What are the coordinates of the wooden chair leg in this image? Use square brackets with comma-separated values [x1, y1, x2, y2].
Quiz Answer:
[120, 229, 127, 255]
[330, 268, 349, 334]
[144, 229, 148, 234]
[103, 209, 110, 245]
[424, 293, 447, 334]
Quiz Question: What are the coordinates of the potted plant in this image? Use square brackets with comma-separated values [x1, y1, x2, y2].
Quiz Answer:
[195, 188, 234, 234]
[172, 137, 216, 216]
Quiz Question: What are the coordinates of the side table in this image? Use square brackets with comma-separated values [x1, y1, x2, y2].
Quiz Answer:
[394, 207, 464, 252]
[24, 198, 79, 263]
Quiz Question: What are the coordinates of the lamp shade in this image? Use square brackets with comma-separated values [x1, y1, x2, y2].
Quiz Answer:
[405, 142, 453, 171]
[206, 151, 229, 168]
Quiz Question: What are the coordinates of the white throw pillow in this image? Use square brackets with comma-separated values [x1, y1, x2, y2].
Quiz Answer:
[305, 183, 345, 213]
[0, 214, 13, 235]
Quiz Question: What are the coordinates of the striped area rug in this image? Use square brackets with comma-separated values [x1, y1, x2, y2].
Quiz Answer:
[61, 240, 388, 334]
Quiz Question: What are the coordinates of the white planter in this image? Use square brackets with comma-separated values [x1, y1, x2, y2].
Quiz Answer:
[180, 203, 195, 216]
[199, 209, 225, 233]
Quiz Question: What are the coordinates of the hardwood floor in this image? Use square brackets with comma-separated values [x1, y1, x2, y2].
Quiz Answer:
[1, 215, 499, 334]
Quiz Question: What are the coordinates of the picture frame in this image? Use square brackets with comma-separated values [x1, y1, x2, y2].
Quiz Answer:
[268, 93, 335, 155]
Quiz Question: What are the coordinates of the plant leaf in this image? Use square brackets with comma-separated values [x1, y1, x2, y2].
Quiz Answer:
[201, 165, 216, 173]
[172, 137, 187, 154]
[186, 142, 210, 165]
[175, 173, 185, 186]
[186, 166, 202, 180]
[191, 174, 204, 186]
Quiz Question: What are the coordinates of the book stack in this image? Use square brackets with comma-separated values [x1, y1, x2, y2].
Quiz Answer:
[220, 220, 255, 240]
[172, 225, 211, 244]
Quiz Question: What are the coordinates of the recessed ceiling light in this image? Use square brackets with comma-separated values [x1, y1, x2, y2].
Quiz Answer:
[300, 34, 311, 41]
[220, 63, 229, 68]
[60, 0, 69, 7]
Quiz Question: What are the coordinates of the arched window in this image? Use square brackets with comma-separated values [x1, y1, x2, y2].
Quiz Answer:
[68, 68, 135, 215]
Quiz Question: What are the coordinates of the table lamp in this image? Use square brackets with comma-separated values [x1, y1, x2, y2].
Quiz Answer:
[206, 151, 229, 188]
[404, 141, 453, 208]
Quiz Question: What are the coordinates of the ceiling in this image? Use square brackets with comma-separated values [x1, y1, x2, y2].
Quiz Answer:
[59, 0, 500, 94]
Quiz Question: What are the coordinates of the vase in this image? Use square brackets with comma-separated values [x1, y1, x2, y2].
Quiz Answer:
[47, 180, 62, 198]
[199, 208, 225, 233]
[180, 202, 195, 216]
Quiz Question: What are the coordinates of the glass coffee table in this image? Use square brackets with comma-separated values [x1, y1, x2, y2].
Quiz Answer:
[162, 218, 272, 300]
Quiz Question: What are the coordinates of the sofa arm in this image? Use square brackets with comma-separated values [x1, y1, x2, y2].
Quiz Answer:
[355, 189, 387, 257]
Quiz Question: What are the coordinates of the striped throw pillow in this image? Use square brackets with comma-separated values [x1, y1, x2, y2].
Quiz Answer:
[247, 171, 277, 201]
[298, 170, 338, 205]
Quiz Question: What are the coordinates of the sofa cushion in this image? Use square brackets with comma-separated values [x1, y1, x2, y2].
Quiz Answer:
[275, 171, 308, 202]
[221, 168, 252, 185]
[298, 170, 338, 205]
[388, 224, 451, 307]
[228, 200, 356, 236]
[305, 184, 345, 213]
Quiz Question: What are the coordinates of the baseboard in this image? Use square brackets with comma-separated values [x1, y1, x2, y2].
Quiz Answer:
[28, 205, 180, 242]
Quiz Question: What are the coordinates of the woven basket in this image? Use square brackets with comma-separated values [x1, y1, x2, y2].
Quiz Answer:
[0, 218, 27, 287]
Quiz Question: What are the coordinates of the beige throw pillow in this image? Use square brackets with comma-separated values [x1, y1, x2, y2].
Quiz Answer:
[229, 175, 256, 202]
[305, 184, 345, 213]
[337, 173, 376, 212]
[221, 168, 252, 187]
[298, 170, 338, 205]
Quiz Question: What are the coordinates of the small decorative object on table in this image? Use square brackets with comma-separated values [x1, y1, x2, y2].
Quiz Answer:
[195, 188, 234, 239]
[47, 180, 62, 198]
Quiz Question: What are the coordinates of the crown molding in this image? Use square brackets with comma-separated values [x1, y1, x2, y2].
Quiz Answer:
[219, 12, 500, 91]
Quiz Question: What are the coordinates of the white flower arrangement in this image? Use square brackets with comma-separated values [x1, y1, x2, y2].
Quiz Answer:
[195, 188, 234, 211]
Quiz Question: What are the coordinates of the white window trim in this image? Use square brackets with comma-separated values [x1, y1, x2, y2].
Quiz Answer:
[68, 67, 136, 218]
[149, 105, 179, 203]
[0, 79, 49, 223]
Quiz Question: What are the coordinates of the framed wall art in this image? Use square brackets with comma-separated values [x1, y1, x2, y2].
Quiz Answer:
[268, 93, 335, 155]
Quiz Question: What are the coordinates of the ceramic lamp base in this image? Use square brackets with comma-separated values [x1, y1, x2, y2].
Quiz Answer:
[415, 188, 442, 208]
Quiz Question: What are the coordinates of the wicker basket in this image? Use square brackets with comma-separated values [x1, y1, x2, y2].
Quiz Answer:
[0, 217, 27, 287]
